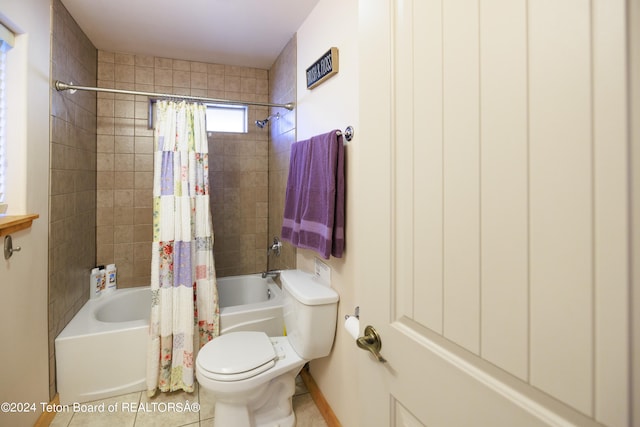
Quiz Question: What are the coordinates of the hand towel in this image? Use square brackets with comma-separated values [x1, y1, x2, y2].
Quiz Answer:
[281, 130, 345, 259]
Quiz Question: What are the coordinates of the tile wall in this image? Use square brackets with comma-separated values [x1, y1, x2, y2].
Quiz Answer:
[49, 0, 98, 398]
[268, 36, 297, 271]
[96, 51, 271, 283]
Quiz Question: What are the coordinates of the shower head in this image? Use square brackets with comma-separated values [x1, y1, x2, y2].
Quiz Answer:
[255, 113, 280, 129]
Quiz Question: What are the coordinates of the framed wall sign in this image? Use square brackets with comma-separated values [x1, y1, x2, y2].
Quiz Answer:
[306, 47, 339, 90]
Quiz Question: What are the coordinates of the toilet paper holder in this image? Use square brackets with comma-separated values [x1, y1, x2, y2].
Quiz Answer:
[345, 306, 359, 320]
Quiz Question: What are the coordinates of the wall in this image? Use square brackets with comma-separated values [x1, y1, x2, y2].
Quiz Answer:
[0, 0, 50, 424]
[295, 0, 359, 426]
[49, 0, 97, 398]
[268, 35, 297, 271]
[96, 52, 270, 282]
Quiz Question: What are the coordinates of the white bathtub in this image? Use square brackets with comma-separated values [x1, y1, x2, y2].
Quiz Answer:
[217, 274, 285, 336]
[55, 274, 284, 405]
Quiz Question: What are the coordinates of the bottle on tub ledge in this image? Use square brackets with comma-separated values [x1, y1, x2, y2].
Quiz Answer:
[89, 267, 102, 299]
[89, 264, 117, 299]
[98, 266, 106, 293]
[105, 263, 117, 293]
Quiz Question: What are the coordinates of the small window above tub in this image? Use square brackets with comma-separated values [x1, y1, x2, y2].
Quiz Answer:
[205, 104, 248, 134]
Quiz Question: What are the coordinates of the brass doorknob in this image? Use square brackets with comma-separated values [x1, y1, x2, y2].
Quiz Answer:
[356, 325, 387, 363]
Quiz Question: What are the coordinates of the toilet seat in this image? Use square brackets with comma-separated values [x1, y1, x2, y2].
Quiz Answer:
[197, 331, 277, 382]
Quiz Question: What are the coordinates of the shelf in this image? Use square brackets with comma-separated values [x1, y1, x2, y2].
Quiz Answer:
[0, 214, 40, 237]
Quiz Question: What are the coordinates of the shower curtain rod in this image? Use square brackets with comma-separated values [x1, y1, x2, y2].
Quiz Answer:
[54, 81, 295, 111]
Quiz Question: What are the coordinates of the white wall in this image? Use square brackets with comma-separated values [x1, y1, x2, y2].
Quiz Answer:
[295, 0, 360, 425]
[0, 0, 50, 425]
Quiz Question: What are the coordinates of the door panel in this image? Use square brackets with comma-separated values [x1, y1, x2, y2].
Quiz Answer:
[528, 0, 593, 413]
[410, 0, 443, 334]
[440, 0, 481, 353]
[357, 0, 629, 425]
[479, 0, 529, 381]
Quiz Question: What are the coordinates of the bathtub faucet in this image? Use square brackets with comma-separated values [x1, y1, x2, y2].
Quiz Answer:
[261, 270, 281, 279]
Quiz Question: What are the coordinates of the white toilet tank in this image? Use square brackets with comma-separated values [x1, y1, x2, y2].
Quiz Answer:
[280, 270, 339, 360]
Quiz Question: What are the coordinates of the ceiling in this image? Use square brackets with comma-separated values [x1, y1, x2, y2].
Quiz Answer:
[61, 0, 320, 69]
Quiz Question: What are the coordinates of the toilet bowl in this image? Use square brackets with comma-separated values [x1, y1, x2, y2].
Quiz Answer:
[196, 269, 339, 427]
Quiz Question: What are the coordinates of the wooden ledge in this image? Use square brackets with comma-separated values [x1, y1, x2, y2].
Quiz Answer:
[0, 214, 39, 237]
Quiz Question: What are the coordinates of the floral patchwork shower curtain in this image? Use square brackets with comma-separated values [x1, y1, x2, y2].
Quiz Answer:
[146, 100, 219, 396]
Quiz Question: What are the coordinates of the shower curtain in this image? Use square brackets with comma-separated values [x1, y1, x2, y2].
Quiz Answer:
[146, 100, 219, 396]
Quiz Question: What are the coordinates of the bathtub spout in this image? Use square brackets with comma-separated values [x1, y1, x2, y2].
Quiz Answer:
[261, 270, 281, 279]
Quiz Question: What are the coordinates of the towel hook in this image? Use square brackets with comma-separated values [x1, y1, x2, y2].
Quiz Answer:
[4, 235, 22, 260]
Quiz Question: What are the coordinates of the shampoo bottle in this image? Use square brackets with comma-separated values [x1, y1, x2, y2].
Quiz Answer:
[106, 264, 117, 293]
[97, 266, 106, 293]
[90, 268, 101, 299]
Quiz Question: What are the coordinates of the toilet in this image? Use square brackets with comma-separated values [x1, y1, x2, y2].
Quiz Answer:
[196, 269, 339, 427]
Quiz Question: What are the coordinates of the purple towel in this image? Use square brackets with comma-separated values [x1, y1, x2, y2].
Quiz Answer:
[281, 130, 345, 259]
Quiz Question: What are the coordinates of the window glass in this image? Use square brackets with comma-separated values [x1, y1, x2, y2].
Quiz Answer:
[0, 23, 15, 203]
[205, 104, 248, 133]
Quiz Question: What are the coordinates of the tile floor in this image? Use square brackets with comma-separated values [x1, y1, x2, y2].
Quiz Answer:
[49, 375, 327, 426]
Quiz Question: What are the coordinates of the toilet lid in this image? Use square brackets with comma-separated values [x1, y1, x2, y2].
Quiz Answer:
[198, 331, 276, 382]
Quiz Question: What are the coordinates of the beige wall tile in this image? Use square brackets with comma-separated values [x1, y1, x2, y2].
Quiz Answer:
[114, 153, 134, 171]
[155, 57, 172, 69]
[115, 52, 135, 65]
[173, 70, 191, 88]
[114, 172, 134, 189]
[115, 63, 135, 83]
[114, 243, 134, 264]
[97, 171, 114, 189]
[114, 189, 134, 207]
[97, 153, 114, 171]
[191, 72, 207, 89]
[134, 207, 152, 225]
[155, 68, 173, 86]
[135, 136, 153, 153]
[115, 135, 134, 153]
[135, 55, 154, 67]
[135, 67, 154, 85]
[115, 99, 135, 118]
[225, 75, 241, 92]
[97, 62, 114, 81]
[114, 207, 134, 225]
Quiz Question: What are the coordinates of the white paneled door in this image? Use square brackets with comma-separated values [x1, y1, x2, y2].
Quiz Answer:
[356, 0, 630, 426]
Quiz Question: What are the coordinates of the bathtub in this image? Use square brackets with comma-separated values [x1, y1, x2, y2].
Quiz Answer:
[217, 274, 285, 336]
[55, 274, 284, 405]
